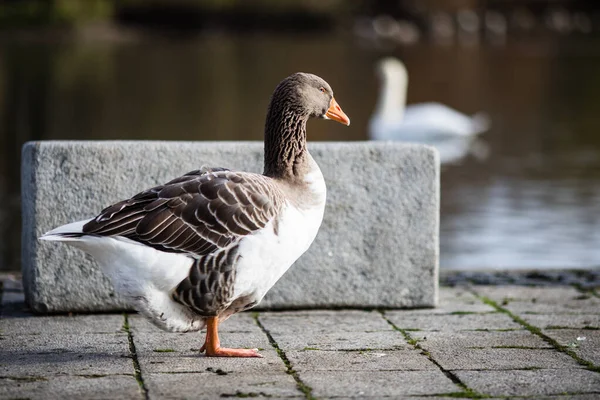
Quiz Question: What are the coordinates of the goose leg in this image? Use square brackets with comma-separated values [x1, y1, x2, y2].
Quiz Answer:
[201, 316, 262, 358]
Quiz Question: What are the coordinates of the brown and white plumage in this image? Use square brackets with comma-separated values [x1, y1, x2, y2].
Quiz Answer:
[40, 72, 350, 357]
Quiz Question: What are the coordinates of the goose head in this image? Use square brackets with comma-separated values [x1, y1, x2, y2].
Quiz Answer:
[263, 73, 350, 179]
[269, 72, 350, 126]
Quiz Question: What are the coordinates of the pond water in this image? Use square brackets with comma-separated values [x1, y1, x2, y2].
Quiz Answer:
[2, 32, 600, 271]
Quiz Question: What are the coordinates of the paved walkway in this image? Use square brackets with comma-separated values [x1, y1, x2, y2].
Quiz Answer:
[1, 274, 600, 399]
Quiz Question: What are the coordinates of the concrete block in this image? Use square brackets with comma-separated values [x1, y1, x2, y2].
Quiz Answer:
[22, 141, 439, 312]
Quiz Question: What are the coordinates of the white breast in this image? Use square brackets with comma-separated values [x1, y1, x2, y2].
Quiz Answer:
[232, 162, 326, 304]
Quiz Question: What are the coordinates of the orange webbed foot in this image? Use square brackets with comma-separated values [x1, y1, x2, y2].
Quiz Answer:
[204, 347, 262, 358]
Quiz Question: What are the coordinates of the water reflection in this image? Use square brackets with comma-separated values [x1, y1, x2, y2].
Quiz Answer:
[2, 32, 600, 271]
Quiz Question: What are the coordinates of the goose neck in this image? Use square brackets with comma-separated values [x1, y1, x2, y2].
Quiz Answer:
[263, 104, 309, 180]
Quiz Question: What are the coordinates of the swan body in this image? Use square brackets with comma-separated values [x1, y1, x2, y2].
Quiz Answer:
[369, 57, 490, 163]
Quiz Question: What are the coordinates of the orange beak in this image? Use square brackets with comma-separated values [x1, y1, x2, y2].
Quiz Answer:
[325, 97, 350, 126]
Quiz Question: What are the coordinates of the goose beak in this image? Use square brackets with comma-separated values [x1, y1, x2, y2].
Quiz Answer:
[325, 97, 351, 126]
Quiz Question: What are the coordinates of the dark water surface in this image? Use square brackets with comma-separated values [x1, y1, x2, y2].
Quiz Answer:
[2, 32, 600, 270]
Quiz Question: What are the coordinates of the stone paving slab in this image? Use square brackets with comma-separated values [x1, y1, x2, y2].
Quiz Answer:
[429, 347, 581, 370]
[0, 333, 131, 377]
[259, 310, 393, 333]
[0, 375, 142, 400]
[286, 349, 437, 371]
[301, 370, 458, 397]
[384, 310, 522, 331]
[265, 331, 407, 351]
[23, 141, 439, 313]
[0, 313, 125, 336]
[474, 285, 586, 303]
[129, 312, 259, 334]
[475, 285, 600, 314]
[410, 329, 553, 349]
[2, 280, 600, 399]
[455, 369, 600, 397]
[144, 371, 300, 400]
[521, 313, 600, 330]
[543, 329, 600, 365]
[425, 288, 496, 314]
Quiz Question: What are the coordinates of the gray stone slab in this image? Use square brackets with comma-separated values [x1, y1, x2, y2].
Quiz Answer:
[0, 375, 141, 400]
[455, 369, 600, 397]
[521, 314, 600, 330]
[543, 329, 600, 366]
[0, 314, 125, 335]
[129, 311, 258, 333]
[129, 312, 281, 374]
[145, 371, 300, 400]
[411, 330, 553, 349]
[268, 331, 407, 351]
[475, 285, 600, 315]
[384, 310, 521, 331]
[430, 287, 496, 314]
[301, 370, 458, 397]
[0, 333, 131, 377]
[286, 349, 437, 371]
[258, 310, 393, 334]
[505, 299, 600, 315]
[474, 285, 585, 303]
[431, 347, 579, 370]
[22, 141, 439, 313]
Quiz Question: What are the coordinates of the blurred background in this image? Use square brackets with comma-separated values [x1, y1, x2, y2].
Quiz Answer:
[1, 0, 600, 272]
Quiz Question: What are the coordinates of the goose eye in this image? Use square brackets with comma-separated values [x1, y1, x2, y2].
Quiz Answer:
[319, 87, 326, 93]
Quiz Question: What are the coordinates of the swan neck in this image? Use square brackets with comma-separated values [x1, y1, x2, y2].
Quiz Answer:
[376, 72, 407, 121]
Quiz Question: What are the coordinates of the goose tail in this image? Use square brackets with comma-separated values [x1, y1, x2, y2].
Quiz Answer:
[39, 219, 92, 241]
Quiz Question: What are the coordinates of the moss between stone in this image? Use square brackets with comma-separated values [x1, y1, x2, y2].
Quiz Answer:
[122, 314, 149, 399]
[152, 348, 176, 353]
[476, 295, 600, 374]
[378, 311, 491, 399]
[430, 390, 491, 399]
[253, 314, 315, 400]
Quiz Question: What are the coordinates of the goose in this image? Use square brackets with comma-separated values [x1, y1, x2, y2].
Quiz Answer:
[369, 57, 490, 163]
[40, 72, 350, 358]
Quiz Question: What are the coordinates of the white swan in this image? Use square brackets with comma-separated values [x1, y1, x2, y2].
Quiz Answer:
[369, 57, 490, 163]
